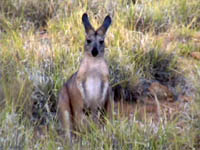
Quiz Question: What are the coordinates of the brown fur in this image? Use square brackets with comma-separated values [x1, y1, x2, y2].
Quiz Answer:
[57, 13, 112, 138]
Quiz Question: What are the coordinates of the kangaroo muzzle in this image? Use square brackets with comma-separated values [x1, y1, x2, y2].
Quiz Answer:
[91, 47, 98, 57]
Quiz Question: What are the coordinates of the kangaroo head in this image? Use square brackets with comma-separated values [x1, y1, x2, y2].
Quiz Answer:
[82, 13, 112, 57]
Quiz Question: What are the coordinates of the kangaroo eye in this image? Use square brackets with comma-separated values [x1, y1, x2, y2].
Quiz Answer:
[87, 39, 92, 44]
[99, 40, 104, 45]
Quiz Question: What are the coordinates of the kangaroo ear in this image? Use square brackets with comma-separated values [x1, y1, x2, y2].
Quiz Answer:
[97, 15, 112, 35]
[82, 13, 94, 34]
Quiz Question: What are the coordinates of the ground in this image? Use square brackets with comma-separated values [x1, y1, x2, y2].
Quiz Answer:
[0, 0, 200, 149]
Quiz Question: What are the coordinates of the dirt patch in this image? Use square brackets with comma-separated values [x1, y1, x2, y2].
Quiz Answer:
[191, 51, 200, 60]
[112, 49, 195, 120]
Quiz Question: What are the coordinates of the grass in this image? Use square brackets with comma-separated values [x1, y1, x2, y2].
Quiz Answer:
[0, 0, 200, 149]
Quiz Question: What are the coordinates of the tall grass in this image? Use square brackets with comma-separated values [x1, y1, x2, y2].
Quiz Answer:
[0, 0, 200, 149]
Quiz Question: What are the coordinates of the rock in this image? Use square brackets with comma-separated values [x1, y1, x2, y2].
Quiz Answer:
[178, 95, 192, 102]
[191, 51, 200, 60]
[149, 82, 175, 102]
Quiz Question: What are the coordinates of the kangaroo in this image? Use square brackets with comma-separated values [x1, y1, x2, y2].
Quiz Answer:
[58, 13, 112, 138]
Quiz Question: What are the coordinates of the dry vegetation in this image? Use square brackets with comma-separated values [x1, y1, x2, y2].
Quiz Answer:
[0, 0, 200, 149]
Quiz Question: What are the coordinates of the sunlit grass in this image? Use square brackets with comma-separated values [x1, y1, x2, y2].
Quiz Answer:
[0, 0, 200, 149]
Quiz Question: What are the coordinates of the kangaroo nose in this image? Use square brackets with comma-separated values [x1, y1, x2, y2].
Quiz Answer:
[91, 47, 98, 57]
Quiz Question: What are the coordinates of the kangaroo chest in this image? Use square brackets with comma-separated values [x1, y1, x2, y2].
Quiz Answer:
[83, 74, 108, 107]
[76, 57, 109, 109]
[85, 75, 102, 101]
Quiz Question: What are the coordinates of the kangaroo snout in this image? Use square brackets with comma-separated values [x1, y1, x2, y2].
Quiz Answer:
[91, 47, 98, 57]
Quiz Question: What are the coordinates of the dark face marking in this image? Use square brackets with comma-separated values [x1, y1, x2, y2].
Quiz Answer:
[84, 33, 105, 57]
[92, 47, 98, 57]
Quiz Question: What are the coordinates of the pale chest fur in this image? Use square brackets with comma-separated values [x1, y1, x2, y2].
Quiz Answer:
[76, 57, 109, 109]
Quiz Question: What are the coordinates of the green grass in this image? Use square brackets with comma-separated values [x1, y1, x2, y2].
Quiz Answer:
[0, 0, 200, 149]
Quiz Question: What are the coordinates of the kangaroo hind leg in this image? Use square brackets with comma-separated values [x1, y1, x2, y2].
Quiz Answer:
[58, 87, 72, 140]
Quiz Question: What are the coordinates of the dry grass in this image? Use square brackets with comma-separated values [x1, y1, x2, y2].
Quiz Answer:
[0, 0, 200, 149]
